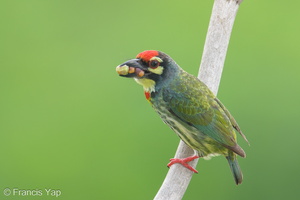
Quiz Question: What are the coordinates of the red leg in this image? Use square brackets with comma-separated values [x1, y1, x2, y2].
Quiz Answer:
[167, 155, 200, 173]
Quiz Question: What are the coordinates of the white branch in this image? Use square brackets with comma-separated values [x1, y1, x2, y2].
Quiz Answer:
[154, 0, 243, 199]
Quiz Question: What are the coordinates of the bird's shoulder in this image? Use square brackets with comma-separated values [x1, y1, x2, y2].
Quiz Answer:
[162, 71, 214, 115]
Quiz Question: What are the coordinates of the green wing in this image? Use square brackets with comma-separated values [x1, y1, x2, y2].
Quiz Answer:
[215, 98, 249, 145]
[162, 73, 246, 157]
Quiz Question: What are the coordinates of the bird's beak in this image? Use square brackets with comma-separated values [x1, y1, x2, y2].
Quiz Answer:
[116, 59, 149, 78]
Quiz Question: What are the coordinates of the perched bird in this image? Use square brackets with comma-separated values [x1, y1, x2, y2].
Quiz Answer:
[116, 50, 248, 184]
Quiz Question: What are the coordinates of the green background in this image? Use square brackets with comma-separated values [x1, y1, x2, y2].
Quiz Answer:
[1, 0, 299, 199]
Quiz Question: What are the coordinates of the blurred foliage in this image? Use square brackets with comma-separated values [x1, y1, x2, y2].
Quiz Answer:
[1, 0, 300, 199]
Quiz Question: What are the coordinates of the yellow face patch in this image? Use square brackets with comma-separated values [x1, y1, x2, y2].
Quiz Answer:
[148, 57, 164, 75]
[150, 56, 163, 62]
[148, 66, 164, 75]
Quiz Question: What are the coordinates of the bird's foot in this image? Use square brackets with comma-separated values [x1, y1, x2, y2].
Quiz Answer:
[167, 155, 200, 173]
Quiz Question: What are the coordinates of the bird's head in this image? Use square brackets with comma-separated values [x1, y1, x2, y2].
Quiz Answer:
[116, 50, 179, 92]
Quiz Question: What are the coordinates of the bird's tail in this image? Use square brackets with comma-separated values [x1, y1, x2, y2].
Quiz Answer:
[226, 152, 243, 185]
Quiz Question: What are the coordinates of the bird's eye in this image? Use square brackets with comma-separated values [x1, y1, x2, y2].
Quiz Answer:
[149, 60, 160, 69]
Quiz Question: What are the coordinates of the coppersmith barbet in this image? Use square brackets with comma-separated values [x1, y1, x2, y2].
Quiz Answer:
[116, 50, 248, 184]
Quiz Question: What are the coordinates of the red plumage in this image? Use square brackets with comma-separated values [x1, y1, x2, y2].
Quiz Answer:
[144, 91, 151, 101]
[136, 50, 159, 62]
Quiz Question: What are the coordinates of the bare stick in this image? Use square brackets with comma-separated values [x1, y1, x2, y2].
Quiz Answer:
[154, 0, 244, 199]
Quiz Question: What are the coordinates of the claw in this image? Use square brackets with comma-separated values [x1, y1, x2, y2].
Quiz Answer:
[167, 155, 200, 173]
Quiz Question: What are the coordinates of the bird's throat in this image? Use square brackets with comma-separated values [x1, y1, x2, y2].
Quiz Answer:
[134, 78, 155, 102]
[134, 78, 156, 93]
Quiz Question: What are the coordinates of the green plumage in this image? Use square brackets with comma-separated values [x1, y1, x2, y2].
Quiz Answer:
[158, 70, 246, 157]
[117, 50, 248, 184]
[153, 68, 247, 184]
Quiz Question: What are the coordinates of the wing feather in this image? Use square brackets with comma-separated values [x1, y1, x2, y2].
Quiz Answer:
[162, 73, 246, 157]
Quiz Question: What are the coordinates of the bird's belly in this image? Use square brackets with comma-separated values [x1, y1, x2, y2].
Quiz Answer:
[154, 105, 225, 158]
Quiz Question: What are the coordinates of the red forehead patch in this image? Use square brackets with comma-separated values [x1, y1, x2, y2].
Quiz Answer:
[136, 50, 159, 62]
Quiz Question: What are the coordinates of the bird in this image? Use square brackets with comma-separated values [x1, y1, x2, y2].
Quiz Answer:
[116, 50, 248, 184]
